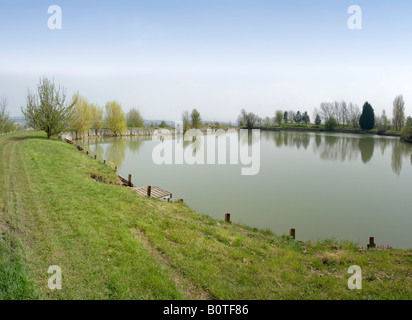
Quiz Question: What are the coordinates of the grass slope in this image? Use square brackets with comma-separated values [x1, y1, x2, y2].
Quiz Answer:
[0, 131, 411, 299]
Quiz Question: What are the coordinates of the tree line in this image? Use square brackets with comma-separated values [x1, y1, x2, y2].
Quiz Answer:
[4, 77, 412, 140]
[237, 95, 411, 138]
[19, 77, 151, 139]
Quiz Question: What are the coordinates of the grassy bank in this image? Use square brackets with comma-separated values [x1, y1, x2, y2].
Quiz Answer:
[0, 131, 411, 299]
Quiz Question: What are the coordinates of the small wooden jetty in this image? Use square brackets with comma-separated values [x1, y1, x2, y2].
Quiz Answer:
[117, 174, 135, 187]
[133, 185, 172, 201]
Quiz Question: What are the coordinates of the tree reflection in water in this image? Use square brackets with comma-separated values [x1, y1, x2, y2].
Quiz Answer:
[359, 138, 374, 164]
[80, 131, 412, 176]
[262, 131, 412, 175]
[105, 137, 127, 168]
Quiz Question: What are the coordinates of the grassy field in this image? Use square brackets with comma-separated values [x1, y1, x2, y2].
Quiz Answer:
[0, 130, 411, 300]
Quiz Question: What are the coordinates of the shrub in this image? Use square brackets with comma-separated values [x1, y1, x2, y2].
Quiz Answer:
[325, 117, 338, 131]
[400, 127, 412, 140]
[377, 124, 387, 134]
[126, 108, 144, 128]
[406, 116, 412, 127]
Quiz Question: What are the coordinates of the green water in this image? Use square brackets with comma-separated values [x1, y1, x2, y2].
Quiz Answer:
[78, 131, 412, 249]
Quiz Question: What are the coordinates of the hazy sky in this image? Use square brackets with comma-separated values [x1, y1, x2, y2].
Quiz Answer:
[1, 0, 411, 121]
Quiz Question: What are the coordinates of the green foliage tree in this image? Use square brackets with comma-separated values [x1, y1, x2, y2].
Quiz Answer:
[315, 114, 321, 125]
[126, 108, 144, 128]
[159, 120, 168, 128]
[90, 104, 104, 135]
[190, 108, 202, 128]
[359, 101, 375, 131]
[283, 111, 288, 124]
[237, 109, 257, 128]
[275, 110, 283, 126]
[21, 77, 76, 139]
[105, 100, 127, 135]
[72, 94, 91, 138]
[405, 116, 412, 127]
[400, 127, 412, 140]
[325, 117, 338, 131]
[182, 111, 190, 132]
[3, 121, 16, 133]
[302, 111, 310, 126]
[293, 111, 302, 123]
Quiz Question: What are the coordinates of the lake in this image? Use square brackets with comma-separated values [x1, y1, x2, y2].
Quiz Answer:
[78, 130, 412, 249]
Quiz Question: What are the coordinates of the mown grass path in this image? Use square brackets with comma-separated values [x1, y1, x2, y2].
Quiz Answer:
[0, 131, 411, 299]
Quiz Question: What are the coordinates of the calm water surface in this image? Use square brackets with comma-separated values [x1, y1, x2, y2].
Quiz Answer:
[78, 131, 412, 249]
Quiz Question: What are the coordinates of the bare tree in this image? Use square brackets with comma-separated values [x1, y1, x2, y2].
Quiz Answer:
[312, 107, 319, 123]
[256, 115, 263, 127]
[288, 110, 295, 123]
[319, 102, 335, 122]
[340, 101, 348, 127]
[263, 116, 272, 127]
[348, 103, 361, 129]
[392, 95, 405, 131]
[0, 96, 10, 133]
[334, 101, 341, 126]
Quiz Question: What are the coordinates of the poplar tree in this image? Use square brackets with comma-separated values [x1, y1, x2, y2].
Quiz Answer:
[392, 95, 405, 131]
[105, 100, 127, 135]
[72, 94, 91, 138]
[90, 104, 104, 135]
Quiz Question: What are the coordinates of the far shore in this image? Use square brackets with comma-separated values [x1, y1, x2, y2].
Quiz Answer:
[59, 125, 410, 143]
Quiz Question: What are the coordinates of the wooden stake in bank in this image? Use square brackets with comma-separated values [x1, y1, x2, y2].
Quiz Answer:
[147, 185, 152, 197]
[225, 213, 231, 223]
[290, 228, 295, 240]
[94, 155, 97, 160]
[128, 174, 132, 187]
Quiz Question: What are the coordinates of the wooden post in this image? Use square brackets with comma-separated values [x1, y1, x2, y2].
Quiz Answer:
[103, 160, 106, 164]
[128, 174, 132, 187]
[94, 155, 97, 160]
[147, 185, 152, 197]
[367, 237, 376, 249]
[290, 228, 295, 240]
[115, 166, 117, 172]
[225, 213, 231, 223]
[86, 151, 89, 155]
